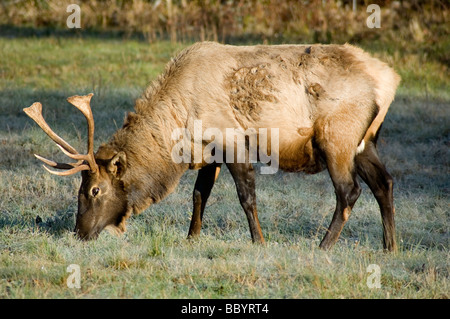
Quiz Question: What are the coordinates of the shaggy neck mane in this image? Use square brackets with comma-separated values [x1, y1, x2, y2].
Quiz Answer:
[105, 48, 198, 214]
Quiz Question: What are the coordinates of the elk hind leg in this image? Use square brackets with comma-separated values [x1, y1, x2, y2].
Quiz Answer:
[315, 106, 367, 250]
[319, 157, 361, 250]
[356, 141, 396, 251]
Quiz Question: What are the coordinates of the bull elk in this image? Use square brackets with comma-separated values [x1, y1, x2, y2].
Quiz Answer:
[24, 42, 400, 251]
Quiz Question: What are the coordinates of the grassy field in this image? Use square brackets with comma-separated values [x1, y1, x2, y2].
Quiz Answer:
[0, 34, 448, 299]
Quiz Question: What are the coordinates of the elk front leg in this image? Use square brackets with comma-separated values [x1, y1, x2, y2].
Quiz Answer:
[226, 162, 265, 244]
[188, 164, 221, 239]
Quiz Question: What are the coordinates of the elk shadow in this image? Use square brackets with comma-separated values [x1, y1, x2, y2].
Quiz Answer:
[0, 209, 76, 238]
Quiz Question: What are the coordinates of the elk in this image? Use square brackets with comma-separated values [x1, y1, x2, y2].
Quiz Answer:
[24, 42, 400, 251]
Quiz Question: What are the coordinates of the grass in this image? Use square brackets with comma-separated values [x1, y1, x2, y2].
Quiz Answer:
[0, 34, 449, 299]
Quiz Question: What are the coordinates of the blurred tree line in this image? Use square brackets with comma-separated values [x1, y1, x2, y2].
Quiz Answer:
[0, 0, 448, 53]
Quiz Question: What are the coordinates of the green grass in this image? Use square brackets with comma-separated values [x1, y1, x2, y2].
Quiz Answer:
[0, 36, 448, 299]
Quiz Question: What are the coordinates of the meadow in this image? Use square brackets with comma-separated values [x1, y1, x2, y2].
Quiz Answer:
[0, 20, 449, 298]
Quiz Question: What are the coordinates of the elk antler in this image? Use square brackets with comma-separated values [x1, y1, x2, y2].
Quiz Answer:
[23, 93, 99, 176]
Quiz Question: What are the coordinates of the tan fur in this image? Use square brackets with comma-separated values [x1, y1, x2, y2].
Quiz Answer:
[100, 41, 400, 215]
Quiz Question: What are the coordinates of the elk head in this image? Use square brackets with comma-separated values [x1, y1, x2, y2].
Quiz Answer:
[24, 94, 130, 240]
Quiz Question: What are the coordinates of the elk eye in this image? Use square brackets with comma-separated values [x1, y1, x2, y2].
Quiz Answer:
[91, 187, 100, 197]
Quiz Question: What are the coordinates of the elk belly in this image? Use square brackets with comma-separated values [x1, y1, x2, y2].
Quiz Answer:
[277, 127, 322, 173]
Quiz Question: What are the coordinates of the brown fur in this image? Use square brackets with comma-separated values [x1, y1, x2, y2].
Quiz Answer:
[49, 42, 400, 247]
[98, 41, 400, 233]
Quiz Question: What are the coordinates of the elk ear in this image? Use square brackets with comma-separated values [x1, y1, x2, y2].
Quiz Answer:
[107, 151, 127, 179]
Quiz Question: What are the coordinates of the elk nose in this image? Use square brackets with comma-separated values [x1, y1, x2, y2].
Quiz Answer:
[73, 226, 98, 241]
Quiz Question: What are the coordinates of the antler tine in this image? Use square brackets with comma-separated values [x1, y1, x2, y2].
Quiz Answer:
[34, 154, 83, 169]
[56, 144, 89, 161]
[42, 163, 91, 176]
[23, 102, 78, 155]
[66, 93, 98, 173]
[35, 153, 88, 176]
